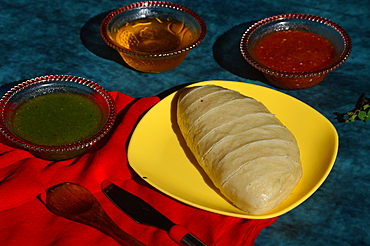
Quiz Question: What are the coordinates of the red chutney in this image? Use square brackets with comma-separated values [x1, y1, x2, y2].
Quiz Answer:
[254, 30, 335, 73]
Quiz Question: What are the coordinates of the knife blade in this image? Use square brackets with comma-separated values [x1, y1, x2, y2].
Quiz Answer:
[102, 181, 207, 246]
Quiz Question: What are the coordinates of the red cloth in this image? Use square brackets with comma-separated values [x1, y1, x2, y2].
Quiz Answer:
[0, 91, 277, 246]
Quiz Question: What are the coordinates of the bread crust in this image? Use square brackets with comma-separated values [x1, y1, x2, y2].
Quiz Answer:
[177, 85, 302, 214]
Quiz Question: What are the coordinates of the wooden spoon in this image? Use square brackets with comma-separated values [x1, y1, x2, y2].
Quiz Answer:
[45, 182, 145, 246]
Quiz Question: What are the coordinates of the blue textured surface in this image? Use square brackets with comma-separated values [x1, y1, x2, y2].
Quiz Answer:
[1, 0, 369, 245]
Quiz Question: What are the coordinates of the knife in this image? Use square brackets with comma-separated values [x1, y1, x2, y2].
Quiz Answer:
[102, 181, 207, 246]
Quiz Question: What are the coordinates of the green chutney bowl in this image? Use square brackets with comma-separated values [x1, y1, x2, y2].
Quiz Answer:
[0, 75, 116, 161]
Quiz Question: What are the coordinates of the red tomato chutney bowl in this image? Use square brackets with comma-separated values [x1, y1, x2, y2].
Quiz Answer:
[240, 14, 351, 90]
[0, 75, 116, 161]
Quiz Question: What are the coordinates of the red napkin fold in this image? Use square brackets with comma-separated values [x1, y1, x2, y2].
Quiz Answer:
[0, 91, 277, 246]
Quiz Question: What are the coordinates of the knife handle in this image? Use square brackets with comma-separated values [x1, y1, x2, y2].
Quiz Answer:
[180, 233, 207, 246]
[169, 225, 207, 246]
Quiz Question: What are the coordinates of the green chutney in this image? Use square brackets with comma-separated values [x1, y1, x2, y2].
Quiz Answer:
[12, 93, 103, 146]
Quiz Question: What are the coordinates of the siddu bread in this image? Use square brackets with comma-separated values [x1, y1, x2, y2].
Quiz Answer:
[176, 85, 302, 214]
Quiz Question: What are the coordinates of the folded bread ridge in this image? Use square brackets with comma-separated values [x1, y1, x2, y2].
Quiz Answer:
[176, 85, 302, 214]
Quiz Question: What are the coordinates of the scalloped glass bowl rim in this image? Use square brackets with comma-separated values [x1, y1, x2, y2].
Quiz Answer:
[100, 1, 207, 58]
[0, 75, 116, 153]
[240, 13, 352, 78]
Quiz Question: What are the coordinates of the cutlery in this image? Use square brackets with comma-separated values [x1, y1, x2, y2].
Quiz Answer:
[45, 182, 145, 246]
[102, 181, 207, 246]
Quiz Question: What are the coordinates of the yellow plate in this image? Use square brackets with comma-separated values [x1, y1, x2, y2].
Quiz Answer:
[127, 80, 338, 219]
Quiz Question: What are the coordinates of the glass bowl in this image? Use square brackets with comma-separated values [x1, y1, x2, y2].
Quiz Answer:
[240, 13, 352, 90]
[100, 1, 207, 73]
[0, 75, 116, 160]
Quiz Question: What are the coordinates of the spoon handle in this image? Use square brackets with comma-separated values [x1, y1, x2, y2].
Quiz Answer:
[85, 203, 145, 246]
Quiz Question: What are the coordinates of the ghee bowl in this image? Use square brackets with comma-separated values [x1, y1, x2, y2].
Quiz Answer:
[100, 1, 206, 73]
